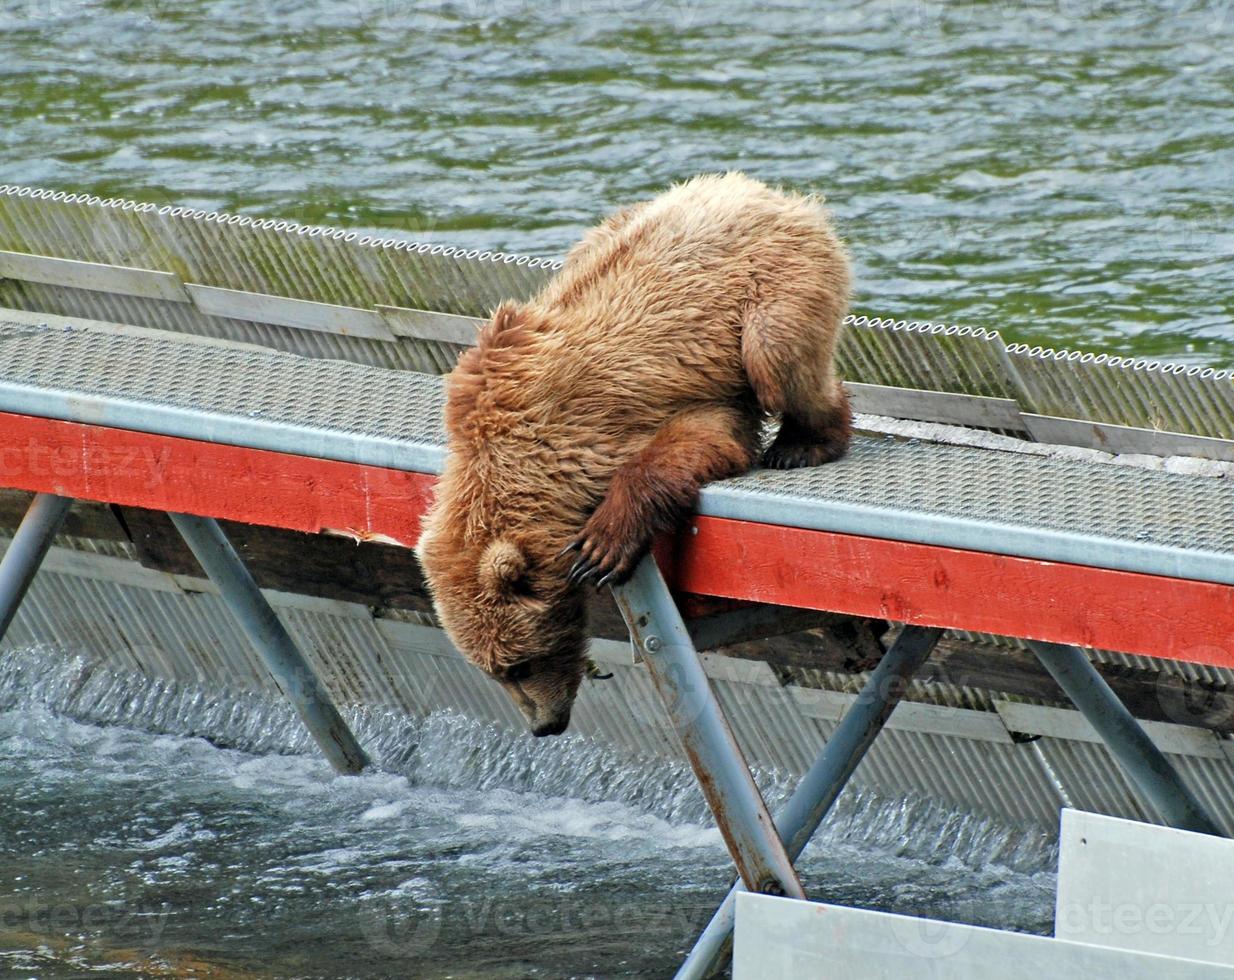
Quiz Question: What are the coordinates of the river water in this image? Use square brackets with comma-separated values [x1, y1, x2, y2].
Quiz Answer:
[0, 1, 1226, 975]
[2, 0, 1233, 364]
[0, 649, 1057, 978]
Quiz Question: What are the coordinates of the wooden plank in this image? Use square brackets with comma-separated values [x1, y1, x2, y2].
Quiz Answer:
[674, 516, 1234, 669]
[2, 410, 1233, 669]
[994, 701, 1224, 757]
[847, 381, 1026, 431]
[0, 250, 189, 302]
[120, 506, 435, 614]
[375, 305, 483, 345]
[184, 283, 397, 341]
[0, 410, 431, 547]
[1022, 413, 1234, 462]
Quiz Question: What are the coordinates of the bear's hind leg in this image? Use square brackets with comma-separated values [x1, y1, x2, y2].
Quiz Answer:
[742, 299, 851, 470]
[762, 388, 852, 469]
[564, 404, 760, 588]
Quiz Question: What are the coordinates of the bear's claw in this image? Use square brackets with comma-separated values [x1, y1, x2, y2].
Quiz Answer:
[761, 441, 845, 469]
[562, 530, 644, 589]
[566, 549, 630, 589]
[562, 490, 656, 589]
[567, 552, 602, 586]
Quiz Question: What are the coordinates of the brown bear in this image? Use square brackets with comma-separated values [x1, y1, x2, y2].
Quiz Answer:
[416, 172, 851, 737]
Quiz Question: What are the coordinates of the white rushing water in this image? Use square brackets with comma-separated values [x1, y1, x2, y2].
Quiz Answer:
[0, 647, 1058, 977]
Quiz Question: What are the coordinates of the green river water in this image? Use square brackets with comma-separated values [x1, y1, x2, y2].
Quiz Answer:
[2, 0, 1233, 363]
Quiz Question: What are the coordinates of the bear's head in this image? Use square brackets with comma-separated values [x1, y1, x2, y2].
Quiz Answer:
[417, 526, 588, 737]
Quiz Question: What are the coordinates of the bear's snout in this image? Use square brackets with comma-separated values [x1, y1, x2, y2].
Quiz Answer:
[493, 651, 586, 739]
[498, 673, 579, 738]
[530, 713, 571, 738]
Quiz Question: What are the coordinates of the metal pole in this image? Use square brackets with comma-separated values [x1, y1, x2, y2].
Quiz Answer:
[1028, 640, 1222, 837]
[0, 493, 72, 643]
[169, 512, 369, 774]
[611, 557, 806, 899]
[676, 625, 944, 979]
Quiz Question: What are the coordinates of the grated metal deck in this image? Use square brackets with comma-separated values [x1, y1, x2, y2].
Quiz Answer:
[0, 321, 446, 472]
[2, 321, 1232, 586]
[704, 438, 1234, 584]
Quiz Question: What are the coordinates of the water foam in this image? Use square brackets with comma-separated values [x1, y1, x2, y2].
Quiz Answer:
[0, 646, 1057, 876]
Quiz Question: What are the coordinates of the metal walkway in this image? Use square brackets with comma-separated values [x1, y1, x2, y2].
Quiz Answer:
[3, 321, 1231, 585]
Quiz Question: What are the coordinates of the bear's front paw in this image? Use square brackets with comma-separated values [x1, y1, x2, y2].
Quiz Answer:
[561, 509, 650, 590]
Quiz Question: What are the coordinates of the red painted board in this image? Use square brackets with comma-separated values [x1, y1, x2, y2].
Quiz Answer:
[3, 410, 1233, 668]
[673, 516, 1234, 670]
[0, 412, 435, 548]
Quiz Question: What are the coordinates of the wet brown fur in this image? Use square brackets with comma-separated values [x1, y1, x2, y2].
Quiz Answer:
[416, 173, 852, 735]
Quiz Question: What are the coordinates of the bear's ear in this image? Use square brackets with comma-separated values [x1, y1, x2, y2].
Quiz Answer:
[491, 301, 520, 332]
[478, 301, 522, 349]
[479, 538, 529, 596]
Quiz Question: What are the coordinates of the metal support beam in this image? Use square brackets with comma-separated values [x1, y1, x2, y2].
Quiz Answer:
[1027, 640, 1222, 837]
[611, 557, 806, 899]
[677, 624, 944, 979]
[169, 512, 369, 774]
[0, 492, 71, 643]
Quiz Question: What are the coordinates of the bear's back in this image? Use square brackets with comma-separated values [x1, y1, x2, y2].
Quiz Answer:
[524, 173, 845, 421]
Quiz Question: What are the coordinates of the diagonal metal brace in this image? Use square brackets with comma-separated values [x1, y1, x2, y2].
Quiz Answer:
[611, 556, 806, 899]
[0, 492, 72, 644]
[677, 624, 944, 979]
[170, 512, 369, 775]
[1028, 640, 1222, 837]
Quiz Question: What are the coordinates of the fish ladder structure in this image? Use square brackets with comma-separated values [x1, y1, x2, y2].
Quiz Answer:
[1, 186, 1234, 976]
